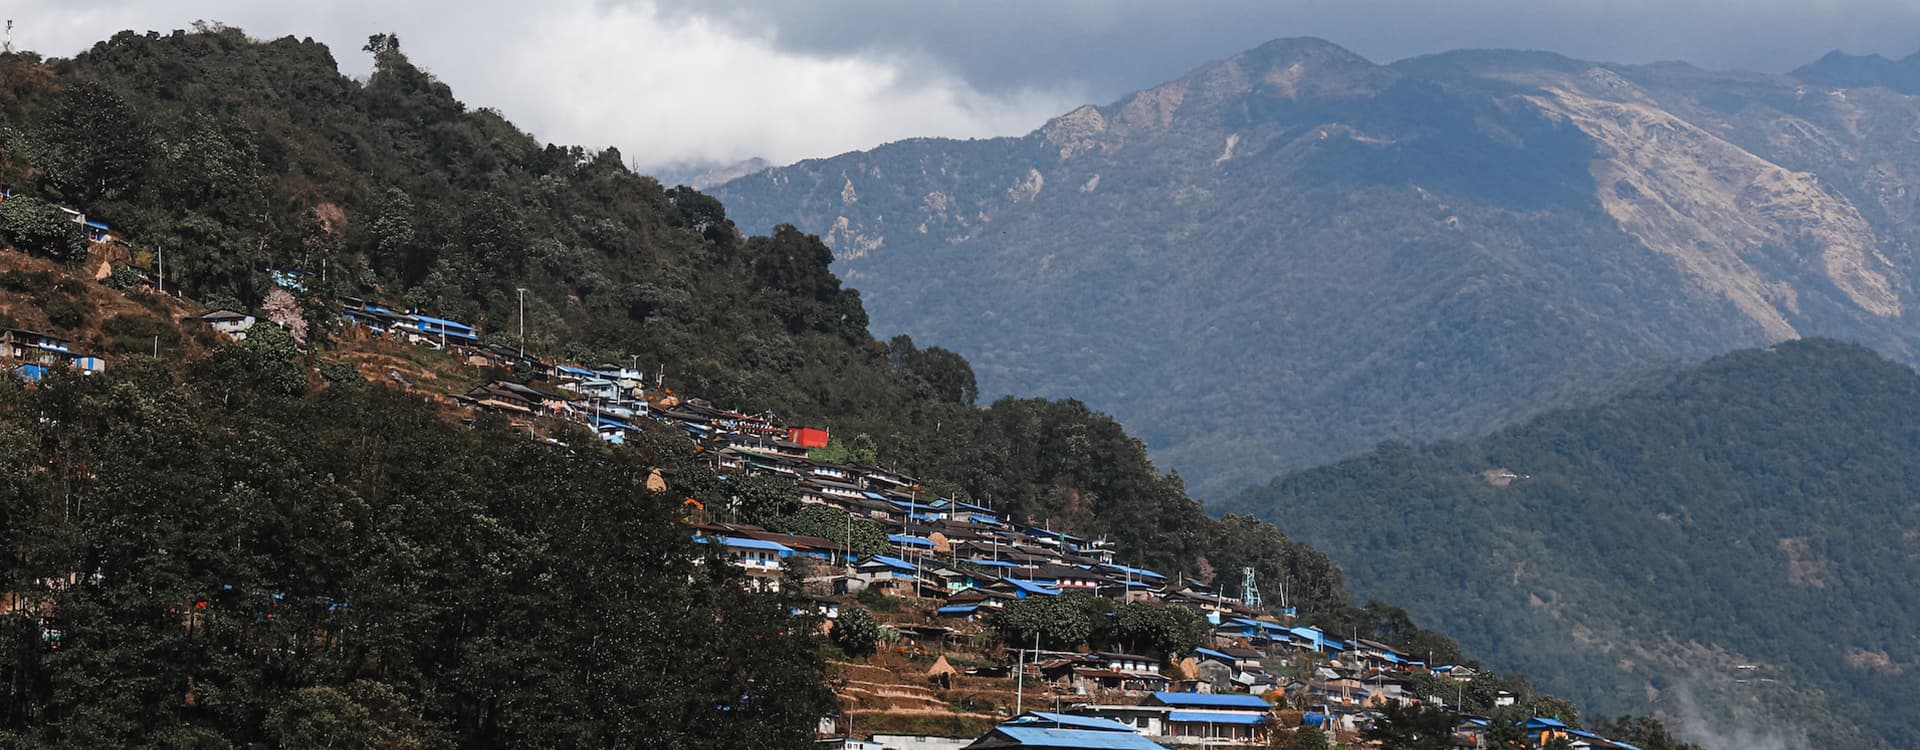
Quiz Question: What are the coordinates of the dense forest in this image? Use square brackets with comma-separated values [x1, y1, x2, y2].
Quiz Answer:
[0, 26, 1574, 746]
[0, 348, 835, 747]
[1222, 339, 1920, 749]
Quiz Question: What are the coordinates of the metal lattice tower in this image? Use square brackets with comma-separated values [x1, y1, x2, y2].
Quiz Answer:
[1240, 566, 1260, 608]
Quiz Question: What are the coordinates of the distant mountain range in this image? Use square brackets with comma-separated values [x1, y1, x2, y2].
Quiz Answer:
[1218, 339, 1920, 750]
[714, 37, 1920, 499]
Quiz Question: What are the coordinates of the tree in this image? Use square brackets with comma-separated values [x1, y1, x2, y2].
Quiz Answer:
[263, 287, 308, 344]
[1362, 702, 1458, 750]
[990, 595, 1093, 650]
[0, 194, 87, 262]
[831, 607, 881, 658]
[30, 80, 152, 203]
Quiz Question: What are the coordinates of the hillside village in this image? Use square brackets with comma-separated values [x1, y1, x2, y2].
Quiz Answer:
[0, 192, 1664, 750]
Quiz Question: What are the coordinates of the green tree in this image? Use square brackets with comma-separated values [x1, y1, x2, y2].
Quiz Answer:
[30, 80, 152, 203]
[831, 607, 881, 658]
[0, 194, 87, 262]
[990, 595, 1093, 650]
[1362, 702, 1459, 750]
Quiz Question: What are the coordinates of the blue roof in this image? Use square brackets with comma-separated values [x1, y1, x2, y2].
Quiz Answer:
[865, 555, 917, 572]
[1005, 578, 1061, 597]
[84, 219, 109, 230]
[1527, 717, 1569, 729]
[862, 491, 890, 501]
[1099, 563, 1166, 580]
[557, 365, 597, 376]
[970, 558, 1018, 568]
[1020, 712, 1137, 732]
[989, 727, 1163, 750]
[12, 364, 46, 381]
[1151, 691, 1269, 709]
[936, 605, 980, 615]
[413, 314, 475, 331]
[694, 536, 795, 556]
[890, 534, 935, 548]
[1194, 647, 1236, 662]
[1168, 711, 1267, 725]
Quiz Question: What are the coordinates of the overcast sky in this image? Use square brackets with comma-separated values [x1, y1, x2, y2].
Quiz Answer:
[9, 1, 1920, 171]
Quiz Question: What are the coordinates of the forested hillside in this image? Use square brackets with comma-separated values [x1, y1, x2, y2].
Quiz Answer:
[715, 37, 1920, 499]
[1221, 339, 1920, 749]
[0, 26, 1558, 746]
[0, 27, 1293, 582]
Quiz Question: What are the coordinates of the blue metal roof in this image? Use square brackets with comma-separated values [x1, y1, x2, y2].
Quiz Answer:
[865, 555, 917, 571]
[1150, 691, 1270, 709]
[1005, 578, 1061, 597]
[862, 491, 889, 500]
[1194, 647, 1236, 662]
[413, 314, 475, 331]
[557, 365, 597, 376]
[692, 535, 795, 556]
[988, 726, 1163, 750]
[889, 534, 935, 548]
[1526, 717, 1569, 729]
[1099, 563, 1167, 580]
[969, 558, 1018, 568]
[12, 364, 46, 381]
[935, 605, 979, 615]
[1168, 711, 1266, 725]
[1019, 712, 1137, 732]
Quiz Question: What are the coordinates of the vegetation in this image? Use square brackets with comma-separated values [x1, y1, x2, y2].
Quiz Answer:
[987, 594, 1211, 657]
[831, 607, 881, 658]
[1224, 339, 1920, 749]
[0, 357, 833, 748]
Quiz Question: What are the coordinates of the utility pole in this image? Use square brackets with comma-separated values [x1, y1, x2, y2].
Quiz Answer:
[156, 245, 164, 295]
[4, 21, 14, 55]
[515, 288, 527, 358]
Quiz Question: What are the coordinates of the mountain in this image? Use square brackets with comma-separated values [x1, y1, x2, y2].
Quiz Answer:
[1791, 50, 1920, 94]
[0, 27, 1607, 746]
[1217, 339, 1920, 749]
[713, 38, 1920, 499]
[651, 156, 772, 190]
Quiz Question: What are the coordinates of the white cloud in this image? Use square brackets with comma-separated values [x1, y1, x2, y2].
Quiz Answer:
[4, 0, 1082, 171]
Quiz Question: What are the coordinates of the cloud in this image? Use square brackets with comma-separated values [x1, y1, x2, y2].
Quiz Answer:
[8, 1, 1920, 171]
[5, 0, 1081, 171]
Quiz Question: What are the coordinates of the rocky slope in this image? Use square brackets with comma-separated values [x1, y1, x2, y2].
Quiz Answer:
[714, 38, 1920, 498]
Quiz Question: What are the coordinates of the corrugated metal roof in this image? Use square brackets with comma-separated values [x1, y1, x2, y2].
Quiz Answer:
[1167, 710, 1266, 725]
[1193, 647, 1236, 662]
[1020, 712, 1136, 732]
[1005, 578, 1061, 596]
[1150, 691, 1269, 709]
[988, 726, 1164, 749]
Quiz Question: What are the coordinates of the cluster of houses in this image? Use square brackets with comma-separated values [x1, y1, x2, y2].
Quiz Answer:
[913, 706, 1649, 750]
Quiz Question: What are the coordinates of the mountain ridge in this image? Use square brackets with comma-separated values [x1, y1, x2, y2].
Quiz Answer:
[1217, 338, 1920, 749]
[714, 37, 1920, 498]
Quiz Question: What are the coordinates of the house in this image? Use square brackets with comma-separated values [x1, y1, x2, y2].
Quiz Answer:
[1146, 692, 1272, 747]
[872, 734, 972, 750]
[856, 555, 920, 595]
[962, 713, 1165, 750]
[1097, 652, 1160, 676]
[788, 425, 830, 448]
[1062, 705, 1171, 738]
[0, 329, 73, 364]
[409, 314, 479, 347]
[693, 535, 794, 590]
[197, 310, 257, 339]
